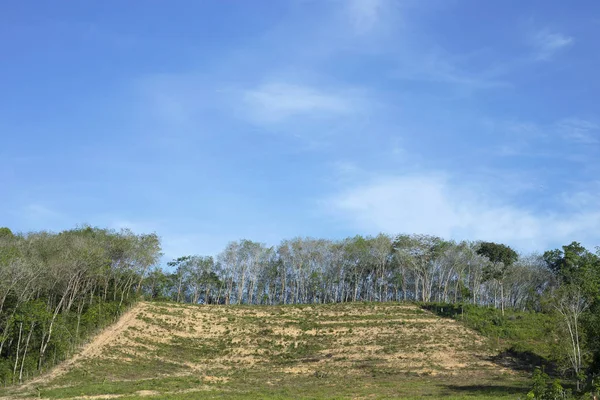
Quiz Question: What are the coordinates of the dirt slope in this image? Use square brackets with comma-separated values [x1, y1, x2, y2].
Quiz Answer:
[21, 302, 148, 389]
[5, 302, 524, 399]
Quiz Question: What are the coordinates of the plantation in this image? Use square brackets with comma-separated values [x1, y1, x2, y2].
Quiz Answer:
[2, 301, 531, 399]
[0, 227, 160, 386]
[1, 227, 599, 399]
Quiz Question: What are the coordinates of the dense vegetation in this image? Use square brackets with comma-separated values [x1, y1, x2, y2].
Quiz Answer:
[153, 236, 599, 396]
[0, 227, 161, 385]
[423, 303, 558, 361]
[152, 236, 551, 309]
[1, 226, 599, 398]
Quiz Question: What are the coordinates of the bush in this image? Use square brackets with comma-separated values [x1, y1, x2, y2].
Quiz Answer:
[422, 302, 558, 362]
[527, 368, 570, 399]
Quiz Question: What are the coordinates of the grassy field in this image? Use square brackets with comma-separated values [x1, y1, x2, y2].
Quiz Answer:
[2, 302, 531, 399]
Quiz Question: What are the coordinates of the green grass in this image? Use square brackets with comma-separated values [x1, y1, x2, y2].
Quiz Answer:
[5, 302, 533, 399]
[30, 371, 529, 400]
[422, 303, 559, 372]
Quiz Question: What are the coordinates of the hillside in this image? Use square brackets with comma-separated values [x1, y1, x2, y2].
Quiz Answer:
[4, 302, 529, 399]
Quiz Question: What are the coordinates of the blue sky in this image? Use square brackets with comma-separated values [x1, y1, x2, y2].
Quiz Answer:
[1, 0, 599, 259]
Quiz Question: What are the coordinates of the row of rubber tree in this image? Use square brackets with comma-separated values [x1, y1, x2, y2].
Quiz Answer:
[1, 225, 599, 391]
[148, 234, 600, 392]
[0, 226, 161, 385]
[155, 236, 549, 309]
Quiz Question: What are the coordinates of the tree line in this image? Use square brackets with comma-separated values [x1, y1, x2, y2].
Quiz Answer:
[148, 235, 552, 310]
[145, 233, 600, 391]
[0, 226, 161, 385]
[1, 226, 599, 392]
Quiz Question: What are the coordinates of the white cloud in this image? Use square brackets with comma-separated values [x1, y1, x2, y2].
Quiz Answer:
[561, 184, 600, 209]
[346, 0, 386, 34]
[332, 161, 361, 175]
[556, 118, 599, 144]
[392, 49, 510, 92]
[530, 30, 573, 60]
[243, 82, 355, 123]
[136, 73, 216, 128]
[325, 174, 600, 251]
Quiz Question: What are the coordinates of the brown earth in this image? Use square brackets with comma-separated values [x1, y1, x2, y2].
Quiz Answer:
[3, 301, 518, 399]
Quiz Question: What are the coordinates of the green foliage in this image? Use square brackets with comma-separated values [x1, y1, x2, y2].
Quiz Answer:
[544, 243, 600, 378]
[527, 368, 571, 399]
[0, 227, 13, 239]
[422, 303, 558, 360]
[3, 224, 599, 394]
[530, 367, 549, 399]
[477, 242, 519, 266]
[0, 226, 161, 385]
[543, 242, 599, 290]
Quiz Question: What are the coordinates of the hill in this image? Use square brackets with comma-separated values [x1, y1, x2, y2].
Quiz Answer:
[3, 302, 529, 399]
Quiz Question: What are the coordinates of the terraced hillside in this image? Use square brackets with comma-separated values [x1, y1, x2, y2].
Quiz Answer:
[4, 302, 529, 399]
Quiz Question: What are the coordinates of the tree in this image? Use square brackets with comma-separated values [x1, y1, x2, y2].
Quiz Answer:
[544, 242, 599, 296]
[552, 284, 589, 390]
[477, 242, 518, 315]
[167, 256, 191, 303]
[0, 226, 162, 384]
[545, 243, 600, 379]
[0, 228, 14, 239]
[370, 234, 393, 302]
[394, 234, 447, 302]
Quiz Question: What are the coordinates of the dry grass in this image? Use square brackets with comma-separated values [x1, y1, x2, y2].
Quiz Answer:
[2, 301, 529, 399]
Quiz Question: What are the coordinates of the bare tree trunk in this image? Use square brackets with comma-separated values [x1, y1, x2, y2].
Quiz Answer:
[454, 278, 460, 303]
[176, 276, 184, 303]
[500, 283, 505, 316]
[39, 288, 71, 369]
[281, 269, 286, 304]
[237, 268, 246, 305]
[13, 322, 23, 381]
[19, 323, 35, 383]
[75, 298, 86, 343]
[248, 279, 255, 305]
[414, 277, 419, 302]
[0, 309, 18, 355]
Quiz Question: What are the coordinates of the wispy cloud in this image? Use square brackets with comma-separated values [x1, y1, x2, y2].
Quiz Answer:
[393, 27, 572, 90]
[560, 182, 600, 209]
[328, 161, 366, 184]
[486, 117, 598, 162]
[242, 82, 356, 123]
[556, 118, 599, 144]
[397, 51, 509, 90]
[324, 174, 600, 251]
[530, 29, 573, 60]
[136, 73, 217, 128]
[345, 0, 387, 34]
[388, 40, 522, 94]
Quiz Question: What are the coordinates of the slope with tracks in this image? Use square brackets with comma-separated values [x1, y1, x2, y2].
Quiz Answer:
[5, 302, 528, 399]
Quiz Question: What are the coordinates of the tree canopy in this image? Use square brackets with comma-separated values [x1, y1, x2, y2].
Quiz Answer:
[1, 225, 599, 393]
